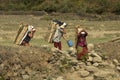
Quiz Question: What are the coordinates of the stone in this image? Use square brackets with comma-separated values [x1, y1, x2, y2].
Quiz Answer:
[70, 67, 75, 72]
[14, 64, 21, 70]
[85, 66, 98, 73]
[78, 70, 90, 77]
[89, 52, 101, 59]
[99, 61, 115, 68]
[109, 62, 116, 68]
[93, 63, 99, 67]
[22, 74, 29, 80]
[25, 67, 32, 75]
[52, 78, 56, 80]
[70, 59, 78, 66]
[93, 57, 102, 63]
[99, 61, 109, 66]
[68, 47, 75, 52]
[51, 47, 59, 52]
[0, 64, 4, 69]
[21, 70, 26, 75]
[73, 65, 80, 71]
[113, 59, 119, 66]
[67, 47, 76, 57]
[7, 71, 14, 77]
[78, 62, 86, 69]
[87, 43, 94, 52]
[116, 66, 120, 71]
[102, 56, 109, 60]
[13, 72, 18, 76]
[86, 62, 92, 66]
[87, 56, 93, 62]
[60, 51, 70, 57]
[94, 70, 115, 78]
[56, 76, 64, 80]
[83, 76, 94, 80]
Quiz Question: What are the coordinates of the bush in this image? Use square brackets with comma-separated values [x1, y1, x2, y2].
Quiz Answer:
[0, 0, 120, 14]
[112, 2, 120, 14]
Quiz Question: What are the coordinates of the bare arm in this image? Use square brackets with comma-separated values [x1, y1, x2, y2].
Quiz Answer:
[60, 28, 66, 34]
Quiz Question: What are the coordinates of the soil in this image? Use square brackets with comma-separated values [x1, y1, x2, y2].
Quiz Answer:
[0, 39, 120, 80]
[0, 45, 59, 80]
[0, 14, 120, 80]
[95, 40, 120, 62]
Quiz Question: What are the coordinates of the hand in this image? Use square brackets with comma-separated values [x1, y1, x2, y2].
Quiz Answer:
[75, 25, 79, 29]
[31, 28, 36, 32]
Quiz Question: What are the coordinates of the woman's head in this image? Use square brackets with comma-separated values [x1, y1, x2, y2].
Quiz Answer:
[28, 25, 36, 32]
[60, 22, 67, 28]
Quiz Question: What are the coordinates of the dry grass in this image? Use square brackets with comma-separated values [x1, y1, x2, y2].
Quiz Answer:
[0, 14, 120, 80]
[0, 15, 120, 50]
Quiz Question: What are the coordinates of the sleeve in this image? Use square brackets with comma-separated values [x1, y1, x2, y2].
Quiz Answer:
[75, 35, 80, 49]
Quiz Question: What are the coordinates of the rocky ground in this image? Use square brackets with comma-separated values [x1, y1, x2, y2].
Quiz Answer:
[95, 40, 120, 62]
[0, 14, 120, 80]
[0, 45, 54, 80]
[0, 40, 120, 80]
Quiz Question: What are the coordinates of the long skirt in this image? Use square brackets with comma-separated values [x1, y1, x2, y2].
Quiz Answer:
[76, 46, 88, 61]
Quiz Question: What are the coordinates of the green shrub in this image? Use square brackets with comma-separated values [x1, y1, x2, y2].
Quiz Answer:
[112, 2, 120, 14]
[0, 0, 120, 14]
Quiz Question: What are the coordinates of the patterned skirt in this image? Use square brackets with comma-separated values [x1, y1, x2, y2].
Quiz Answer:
[76, 46, 88, 61]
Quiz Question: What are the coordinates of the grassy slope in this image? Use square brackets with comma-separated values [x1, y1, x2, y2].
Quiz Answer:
[0, 15, 120, 50]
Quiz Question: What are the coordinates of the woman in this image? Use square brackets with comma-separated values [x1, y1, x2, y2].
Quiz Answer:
[21, 25, 36, 46]
[76, 27, 88, 61]
[52, 20, 67, 50]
